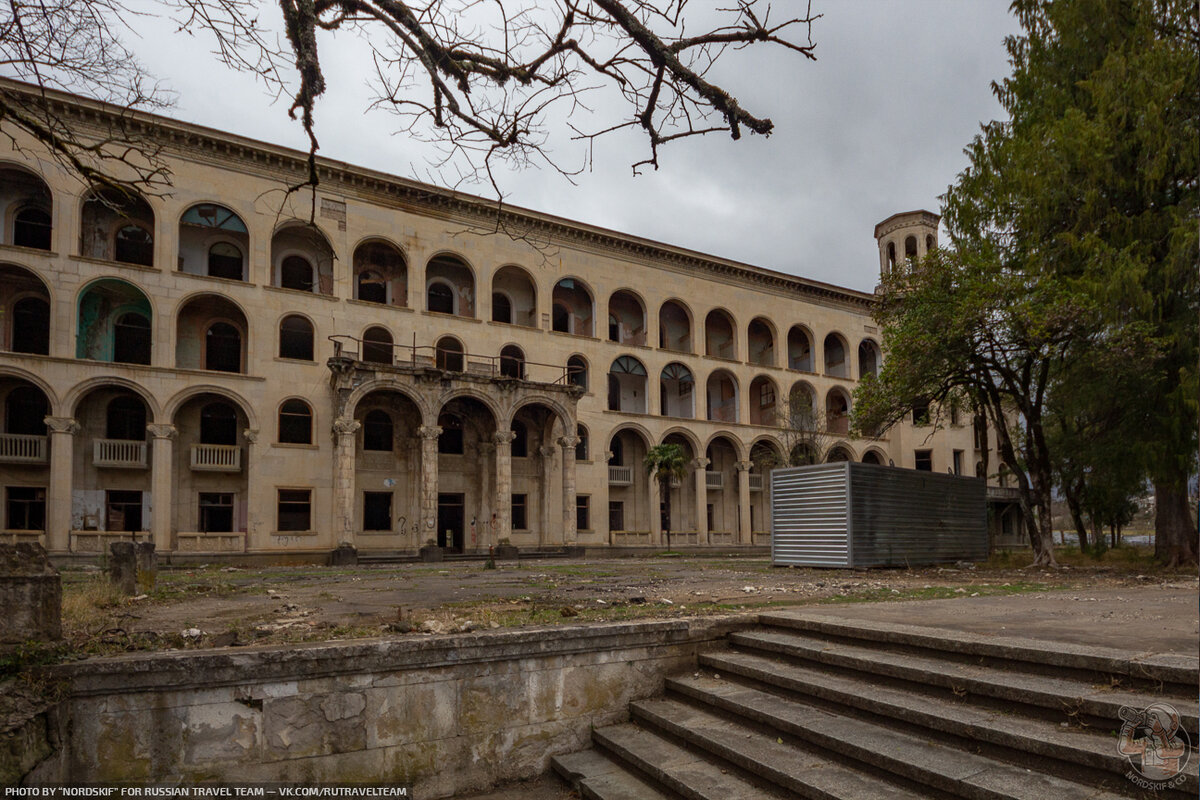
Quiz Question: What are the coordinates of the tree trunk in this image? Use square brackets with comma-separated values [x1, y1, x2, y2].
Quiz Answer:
[1027, 472, 1058, 567]
[1064, 479, 1088, 551]
[1154, 478, 1198, 567]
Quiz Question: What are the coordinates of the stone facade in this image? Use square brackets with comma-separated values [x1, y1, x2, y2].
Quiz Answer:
[0, 80, 1014, 557]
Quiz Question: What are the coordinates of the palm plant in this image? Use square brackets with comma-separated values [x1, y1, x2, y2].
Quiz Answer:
[644, 443, 688, 550]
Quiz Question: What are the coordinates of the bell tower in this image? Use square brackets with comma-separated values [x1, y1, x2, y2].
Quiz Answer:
[873, 210, 940, 288]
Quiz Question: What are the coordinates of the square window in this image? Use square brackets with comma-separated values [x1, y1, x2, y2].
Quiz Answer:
[576, 496, 590, 531]
[106, 490, 143, 532]
[6, 487, 45, 531]
[364, 492, 392, 531]
[608, 501, 624, 532]
[914, 450, 933, 472]
[199, 492, 234, 533]
[512, 494, 527, 530]
[278, 489, 312, 531]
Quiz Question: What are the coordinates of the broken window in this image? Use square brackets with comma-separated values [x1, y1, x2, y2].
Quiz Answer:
[205, 322, 242, 373]
[915, 450, 933, 472]
[106, 490, 143, 532]
[6, 486, 45, 530]
[354, 241, 406, 305]
[278, 400, 312, 444]
[278, 315, 314, 361]
[13, 207, 51, 250]
[499, 345, 524, 379]
[427, 282, 454, 314]
[112, 312, 151, 365]
[114, 225, 153, 266]
[363, 492, 392, 531]
[362, 327, 393, 365]
[576, 496, 589, 530]
[608, 501, 624, 532]
[11, 296, 49, 355]
[208, 242, 244, 280]
[575, 425, 588, 461]
[912, 400, 931, 426]
[277, 489, 311, 531]
[567, 355, 588, 390]
[280, 256, 314, 291]
[199, 492, 234, 533]
[435, 337, 464, 372]
[425, 255, 475, 317]
[492, 292, 512, 324]
[179, 204, 249, 280]
[512, 494, 528, 530]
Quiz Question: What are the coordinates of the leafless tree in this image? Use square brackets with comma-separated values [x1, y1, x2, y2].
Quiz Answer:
[0, 0, 818, 198]
[752, 387, 842, 470]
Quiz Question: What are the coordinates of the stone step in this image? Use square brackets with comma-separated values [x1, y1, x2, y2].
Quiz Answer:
[758, 612, 1199, 690]
[728, 629, 1200, 738]
[629, 696, 931, 799]
[592, 721, 785, 800]
[699, 648, 1199, 793]
[666, 673, 1131, 800]
[552, 748, 678, 800]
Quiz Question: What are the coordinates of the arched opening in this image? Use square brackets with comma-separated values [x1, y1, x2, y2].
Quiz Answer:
[575, 425, 589, 461]
[354, 390, 423, 538]
[659, 363, 695, 418]
[790, 442, 819, 466]
[199, 402, 238, 445]
[76, 279, 152, 364]
[926, 234, 935, 252]
[607, 428, 650, 537]
[499, 345, 525, 379]
[886, 242, 897, 272]
[80, 187, 155, 266]
[567, 355, 588, 391]
[175, 395, 250, 535]
[278, 315, 314, 361]
[749, 375, 778, 426]
[607, 290, 646, 346]
[491, 266, 536, 327]
[278, 399, 313, 445]
[658, 300, 692, 353]
[661, 432, 698, 535]
[105, 396, 146, 441]
[786, 382, 817, 430]
[3, 384, 48, 437]
[73, 386, 153, 530]
[362, 326, 393, 365]
[435, 337, 464, 372]
[706, 370, 738, 423]
[749, 440, 781, 539]
[862, 450, 885, 465]
[178, 203, 249, 281]
[747, 318, 775, 367]
[551, 278, 593, 336]
[704, 309, 736, 359]
[905, 235, 918, 261]
[826, 388, 850, 435]
[858, 339, 880, 379]
[1, 265, 51, 355]
[705, 436, 739, 537]
[354, 240, 407, 306]
[826, 445, 853, 463]
[271, 224, 334, 295]
[434, 396, 498, 552]
[1, 166, 52, 250]
[607, 356, 647, 413]
[175, 294, 248, 373]
[787, 325, 813, 372]
[426, 254, 475, 317]
[823, 333, 849, 378]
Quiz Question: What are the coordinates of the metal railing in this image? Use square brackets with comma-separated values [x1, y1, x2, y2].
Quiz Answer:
[93, 439, 147, 468]
[608, 465, 633, 485]
[330, 335, 583, 386]
[748, 473, 764, 491]
[191, 444, 242, 472]
[0, 433, 47, 463]
[705, 470, 724, 490]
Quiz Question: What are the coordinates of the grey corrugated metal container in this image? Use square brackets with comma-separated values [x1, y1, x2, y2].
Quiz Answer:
[771, 462, 987, 568]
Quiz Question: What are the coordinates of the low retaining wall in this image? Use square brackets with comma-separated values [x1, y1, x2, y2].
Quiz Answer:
[26, 616, 751, 796]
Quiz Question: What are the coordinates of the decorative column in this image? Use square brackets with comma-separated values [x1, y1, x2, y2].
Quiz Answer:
[537, 444, 557, 547]
[332, 417, 360, 547]
[493, 431, 515, 544]
[242, 429, 260, 551]
[147, 424, 177, 553]
[693, 457, 710, 544]
[477, 440, 494, 553]
[736, 460, 753, 545]
[417, 425, 442, 544]
[44, 417, 79, 553]
[558, 435, 580, 544]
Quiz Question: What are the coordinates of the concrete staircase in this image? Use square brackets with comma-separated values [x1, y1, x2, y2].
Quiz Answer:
[553, 612, 1198, 799]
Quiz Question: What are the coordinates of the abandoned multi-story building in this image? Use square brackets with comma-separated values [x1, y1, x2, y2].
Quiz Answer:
[0, 81, 1023, 558]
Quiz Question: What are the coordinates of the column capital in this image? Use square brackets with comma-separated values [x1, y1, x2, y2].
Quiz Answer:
[146, 423, 177, 440]
[418, 425, 443, 440]
[333, 417, 361, 436]
[537, 444, 558, 459]
[557, 435, 581, 449]
[691, 457, 710, 470]
[493, 430, 517, 444]
[44, 416, 80, 435]
[735, 460, 754, 472]
[243, 428, 259, 444]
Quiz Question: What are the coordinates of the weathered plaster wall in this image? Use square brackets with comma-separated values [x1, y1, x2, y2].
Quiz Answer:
[27, 617, 748, 796]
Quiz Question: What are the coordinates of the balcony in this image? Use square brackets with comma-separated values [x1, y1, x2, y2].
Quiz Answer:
[191, 444, 242, 472]
[987, 485, 1021, 502]
[705, 470, 724, 490]
[608, 465, 633, 486]
[0, 433, 47, 464]
[93, 439, 147, 468]
[749, 473, 764, 492]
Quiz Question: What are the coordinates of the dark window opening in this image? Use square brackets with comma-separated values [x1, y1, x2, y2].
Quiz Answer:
[11, 296, 49, 354]
[6, 486, 45, 530]
[277, 489, 311, 531]
[551, 303, 569, 333]
[205, 322, 241, 372]
[114, 225, 153, 266]
[437, 414, 463, 454]
[105, 396, 146, 440]
[208, 242, 243, 280]
[278, 400, 312, 444]
[113, 312, 151, 365]
[512, 494, 527, 530]
[279, 316, 314, 361]
[912, 400, 931, 426]
[357, 271, 387, 304]
[576, 496, 589, 531]
[904, 235, 918, 261]
[492, 293, 512, 324]
[428, 283, 454, 314]
[886, 242, 896, 270]
[499, 346, 524, 379]
[435, 339, 463, 372]
[575, 426, 588, 461]
[364, 492, 392, 531]
[608, 501, 624, 532]
[511, 422, 527, 458]
[4, 387, 47, 436]
[362, 327, 393, 365]
[915, 450, 933, 472]
[610, 437, 624, 466]
[13, 207, 51, 250]
[608, 315, 620, 342]
[280, 256, 314, 291]
[106, 490, 143, 532]
[200, 402, 238, 445]
[953, 449, 964, 476]
[567, 356, 587, 390]
[362, 410, 393, 451]
[199, 492, 234, 533]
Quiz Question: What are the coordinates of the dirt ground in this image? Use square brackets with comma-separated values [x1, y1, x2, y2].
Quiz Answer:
[55, 550, 1198, 655]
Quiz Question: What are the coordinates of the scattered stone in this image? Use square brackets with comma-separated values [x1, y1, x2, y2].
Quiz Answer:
[741, 586, 756, 593]
[419, 620, 445, 634]
[455, 620, 476, 633]
[387, 620, 414, 634]
[954, 588, 967, 594]
[559, 606, 578, 617]
[181, 628, 203, 639]
[209, 631, 239, 647]
[660, 598, 673, 605]
[489, 621, 500, 629]
[595, 599, 607, 605]
[970, 592, 980, 597]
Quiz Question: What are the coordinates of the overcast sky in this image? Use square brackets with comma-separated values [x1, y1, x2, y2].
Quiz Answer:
[124, 1, 1021, 293]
